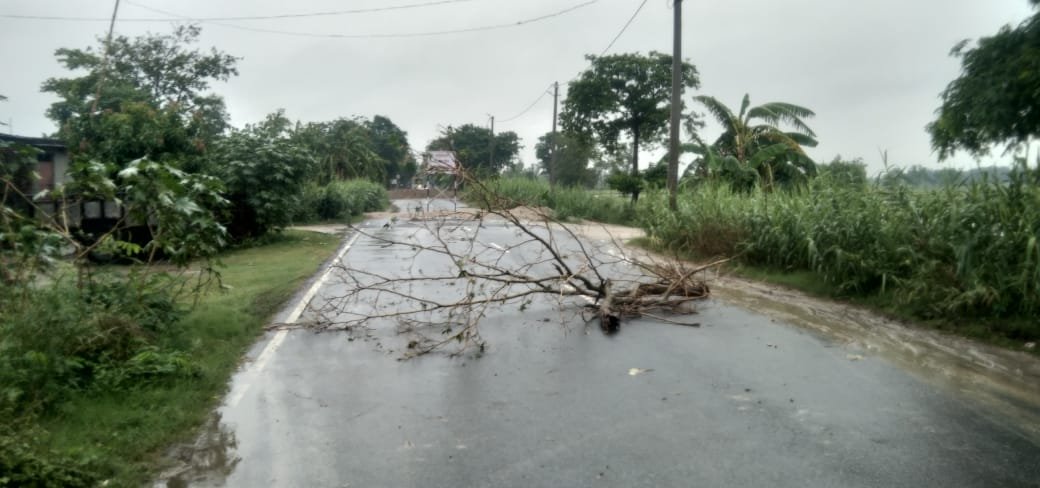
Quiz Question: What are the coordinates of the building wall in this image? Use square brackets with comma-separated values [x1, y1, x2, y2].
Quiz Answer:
[53, 150, 70, 187]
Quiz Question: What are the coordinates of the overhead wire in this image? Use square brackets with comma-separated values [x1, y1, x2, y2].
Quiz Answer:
[498, 84, 555, 124]
[8, 0, 648, 131]
[598, 0, 649, 57]
[0, 0, 477, 22]
[117, 0, 600, 39]
[495, 0, 650, 125]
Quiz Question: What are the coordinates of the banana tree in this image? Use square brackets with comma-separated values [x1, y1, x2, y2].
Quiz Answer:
[694, 93, 818, 190]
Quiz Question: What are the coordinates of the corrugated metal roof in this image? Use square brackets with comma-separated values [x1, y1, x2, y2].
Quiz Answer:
[0, 132, 66, 149]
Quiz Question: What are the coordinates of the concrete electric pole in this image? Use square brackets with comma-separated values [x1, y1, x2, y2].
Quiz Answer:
[667, 0, 683, 211]
[91, 0, 122, 115]
[550, 81, 559, 188]
[489, 115, 495, 171]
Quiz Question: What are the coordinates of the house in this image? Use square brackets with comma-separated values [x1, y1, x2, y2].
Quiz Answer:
[0, 132, 70, 195]
[0, 132, 119, 229]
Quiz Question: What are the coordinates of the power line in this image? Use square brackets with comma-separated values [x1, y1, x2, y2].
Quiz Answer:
[118, 0, 601, 39]
[498, 84, 555, 124]
[1, 0, 476, 22]
[599, 0, 649, 56]
[496, 0, 649, 126]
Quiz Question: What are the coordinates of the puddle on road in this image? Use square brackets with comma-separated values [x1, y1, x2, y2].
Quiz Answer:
[713, 276, 1040, 442]
[153, 413, 240, 488]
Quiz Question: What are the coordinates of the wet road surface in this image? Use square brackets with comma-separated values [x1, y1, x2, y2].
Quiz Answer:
[175, 200, 1040, 487]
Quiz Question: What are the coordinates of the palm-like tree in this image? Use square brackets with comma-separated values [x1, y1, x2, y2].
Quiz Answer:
[694, 94, 818, 190]
[294, 119, 385, 184]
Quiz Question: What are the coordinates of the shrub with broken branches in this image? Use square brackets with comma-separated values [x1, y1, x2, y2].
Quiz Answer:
[311, 174, 722, 356]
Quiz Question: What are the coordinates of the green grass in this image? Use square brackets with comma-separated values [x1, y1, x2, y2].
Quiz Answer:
[630, 236, 1038, 354]
[26, 230, 340, 486]
[727, 262, 1039, 352]
[465, 178, 637, 225]
[501, 168, 1040, 347]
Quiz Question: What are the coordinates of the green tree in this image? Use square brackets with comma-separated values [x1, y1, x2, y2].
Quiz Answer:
[535, 132, 595, 187]
[694, 93, 818, 190]
[681, 142, 758, 190]
[213, 111, 316, 240]
[928, 1, 1040, 160]
[293, 118, 384, 184]
[42, 25, 238, 166]
[817, 156, 868, 188]
[500, 162, 540, 180]
[426, 124, 520, 176]
[561, 52, 700, 201]
[365, 115, 415, 186]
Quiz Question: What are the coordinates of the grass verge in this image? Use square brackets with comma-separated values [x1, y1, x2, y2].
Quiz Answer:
[18, 230, 340, 486]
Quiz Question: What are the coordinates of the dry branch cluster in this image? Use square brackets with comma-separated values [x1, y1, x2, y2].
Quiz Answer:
[309, 179, 717, 355]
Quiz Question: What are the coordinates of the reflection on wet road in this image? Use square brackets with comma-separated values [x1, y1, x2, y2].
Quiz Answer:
[165, 200, 1040, 487]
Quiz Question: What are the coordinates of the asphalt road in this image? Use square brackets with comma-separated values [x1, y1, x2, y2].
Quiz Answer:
[172, 200, 1040, 487]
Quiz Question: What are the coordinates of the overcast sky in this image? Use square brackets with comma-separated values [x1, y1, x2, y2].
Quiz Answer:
[1, 0, 1034, 175]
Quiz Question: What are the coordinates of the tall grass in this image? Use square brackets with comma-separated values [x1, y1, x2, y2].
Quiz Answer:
[293, 179, 388, 223]
[470, 178, 637, 225]
[646, 165, 1040, 334]
[488, 167, 1040, 340]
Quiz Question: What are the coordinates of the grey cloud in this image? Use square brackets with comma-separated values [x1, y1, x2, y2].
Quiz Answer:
[0, 0, 1034, 173]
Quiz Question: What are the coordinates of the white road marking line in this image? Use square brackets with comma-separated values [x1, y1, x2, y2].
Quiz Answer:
[226, 231, 361, 408]
[285, 232, 361, 324]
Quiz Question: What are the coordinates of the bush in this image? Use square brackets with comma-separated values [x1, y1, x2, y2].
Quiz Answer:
[0, 277, 186, 416]
[213, 124, 316, 240]
[292, 179, 388, 222]
[0, 428, 100, 488]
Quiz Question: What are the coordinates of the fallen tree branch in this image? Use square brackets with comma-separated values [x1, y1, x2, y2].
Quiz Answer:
[306, 172, 717, 355]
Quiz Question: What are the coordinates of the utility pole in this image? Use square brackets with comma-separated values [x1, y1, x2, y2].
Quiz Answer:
[550, 81, 559, 188]
[667, 0, 683, 211]
[488, 115, 495, 171]
[91, 0, 122, 116]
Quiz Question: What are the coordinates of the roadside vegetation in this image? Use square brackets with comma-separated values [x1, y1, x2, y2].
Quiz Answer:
[3, 0, 1040, 482]
[0, 231, 339, 486]
[475, 0, 1040, 346]
[293, 179, 389, 224]
[482, 163, 1040, 345]
[2, 25, 388, 486]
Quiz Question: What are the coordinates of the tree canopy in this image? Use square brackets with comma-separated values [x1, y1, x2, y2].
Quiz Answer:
[426, 124, 520, 175]
[293, 118, 384, 184]
[365, 115, 417, 186]
[693, 93, 818, 190]
[213, 110, 316, 240]
[535, 131, 596, 187]
[561, 52, 699, 199]
[42, 25, 238, 166]
[928, 1, 1040, 159]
